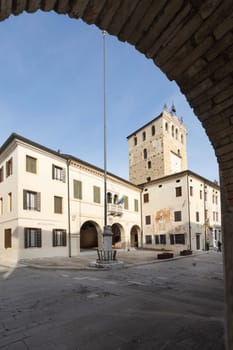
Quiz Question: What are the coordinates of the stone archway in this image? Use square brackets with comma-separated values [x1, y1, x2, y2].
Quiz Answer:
[112, 223, 124, 249]
[80, 220, 100, 249]
[1, 2, 233, 348]
[130, 225, 140, 248]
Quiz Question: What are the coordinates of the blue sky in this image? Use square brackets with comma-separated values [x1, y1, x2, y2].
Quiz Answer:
[0, 11, 219, 182]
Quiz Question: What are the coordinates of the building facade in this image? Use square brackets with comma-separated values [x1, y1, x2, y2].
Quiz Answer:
[127, 107, 221, 251]
[141, 170, 221, 251]
[0, 134, 141, 264]
[0, 108, 221, 263]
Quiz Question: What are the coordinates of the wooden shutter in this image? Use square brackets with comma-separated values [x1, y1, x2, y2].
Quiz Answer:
[24, 229, 28, 248]
[124, 196, 128, 209]
[23, 190, 27, 209]
[52, 164, 55, 179]
[52, 230, 56, 246]
[4, 229, 12, 248]
[36, 192, 41, 211]
[62, 231, 67, 246]
[61, 168, 66, 183]
[74, 180, 82, 199]
[36, 229, 42, 247]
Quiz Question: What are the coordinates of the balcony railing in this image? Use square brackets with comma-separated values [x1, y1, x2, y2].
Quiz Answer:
[107, 203, 123, 216]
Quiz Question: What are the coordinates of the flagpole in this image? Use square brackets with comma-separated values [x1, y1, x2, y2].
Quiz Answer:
[103, 30, 107, 228]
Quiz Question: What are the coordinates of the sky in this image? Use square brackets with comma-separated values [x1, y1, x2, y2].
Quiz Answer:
[0, 11, 219, 182]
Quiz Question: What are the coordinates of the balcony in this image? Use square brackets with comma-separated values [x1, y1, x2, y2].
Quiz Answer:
[107, 203, 123, 216]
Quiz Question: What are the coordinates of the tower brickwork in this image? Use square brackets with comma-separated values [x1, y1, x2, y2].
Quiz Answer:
[127, 107, 187, 185]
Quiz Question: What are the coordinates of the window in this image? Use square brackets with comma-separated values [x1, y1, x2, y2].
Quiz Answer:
[4, 229, 12, 249]
[143, 148, 147, 159]
[52, 164, 65, 182]
[6, 158, 13, 177]
[0, 166, 3, 182]
[171, 125, 174, 137]
[23, 190, 41, 211]
[143, 193, 149, 203]
[213, 211, 216, 221]
[113, 194, 119, 204]
[155, 234, 166, 244]
[175, 128, 178, 140]
[216, 196, 218, 205]
[73, 180, 82, 199]
[142, 131, 146, 141]
[0, 197, 3, 215]
[151, 125, 155, 136]
[145, 235, 152, 244]
[176, 187, 182, 197]
[181, 134, 183, 143]
[205, 209, 208, 221]
[190, 186, 193, 196]
[200, 190, 202, 199]
[26, 155, 37, 174]
[145, 215, 151, 225]
[8, 192, 12, 212]
[52, 229, 67, 247]
[148, 161, 151, 169]
[165, 122, 168, 131]
[24, 228, 42, 248]
[107, 192, 112, 203]
[54, 196, 63, 214]
[170, 234, 185, 245]
[134, 137, 137, 146]
[93, 186, 101, 203]
[204, 192, 207, 201]
[174, 211, 182, 222]
[196, 211, 199, 222]
[134, 199, 139, 212]
[216, 212, 219, 221]
[124, 195, 129, 210]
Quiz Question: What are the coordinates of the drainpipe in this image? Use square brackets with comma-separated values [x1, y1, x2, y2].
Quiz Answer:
[140, 188, 143, 248]
[67, 159, 71, 258]
[186, 174, 192, 250]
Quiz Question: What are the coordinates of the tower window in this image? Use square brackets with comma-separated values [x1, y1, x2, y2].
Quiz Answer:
[165, 122, 168, 132]
[151, 125, 155, 136]
[134, 137, 137, 146]
[148, 161, 151, 169]
[181, 134, 183, 143]
[142, 131, 146, 141]
[175, 128, 178, 140]
[172, 125, 174, 137]
[143, 149, 147, 159]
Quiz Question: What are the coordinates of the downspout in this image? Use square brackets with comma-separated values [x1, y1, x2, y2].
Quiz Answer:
[140, 188, 143, 248]
[186, 174, 192, 250]
[67, 159, 71, 258]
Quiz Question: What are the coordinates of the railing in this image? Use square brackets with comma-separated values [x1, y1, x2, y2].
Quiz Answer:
[107, 203, 123, 216]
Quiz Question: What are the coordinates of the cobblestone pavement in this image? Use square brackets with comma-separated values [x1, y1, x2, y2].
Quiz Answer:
[0, 251, 225, 350]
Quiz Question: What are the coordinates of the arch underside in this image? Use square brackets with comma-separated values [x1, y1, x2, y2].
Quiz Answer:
[1, 0, 232, 201]
[1, 1, 233, 347]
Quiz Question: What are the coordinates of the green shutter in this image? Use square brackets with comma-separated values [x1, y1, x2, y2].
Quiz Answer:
[134, 199, 138, 212]
[74, 180, 82, 199]
[93, 186, 100, 203]
[124, 196, 128, 210]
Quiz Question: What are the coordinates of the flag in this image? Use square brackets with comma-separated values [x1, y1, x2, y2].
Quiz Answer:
[118, 196, 124, 205]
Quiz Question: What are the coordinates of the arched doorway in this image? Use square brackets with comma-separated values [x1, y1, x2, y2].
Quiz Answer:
[80, 221, 100, 249]
[112, 223, 123, 249]
[130, 225, 140, 248]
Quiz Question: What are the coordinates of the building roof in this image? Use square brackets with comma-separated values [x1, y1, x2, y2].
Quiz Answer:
[139, 169, 220, 190]
[0, 133, 140, 190]
[126, 113, 162, 139]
